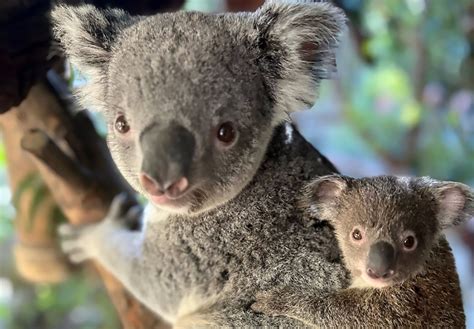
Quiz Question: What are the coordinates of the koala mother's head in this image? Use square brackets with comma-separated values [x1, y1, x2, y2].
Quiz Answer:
[52, 1, 345, 214]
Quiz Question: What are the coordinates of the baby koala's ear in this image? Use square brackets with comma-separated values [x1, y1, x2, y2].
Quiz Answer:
[432, 181, 473, 229]
[302, 174, 349, 221]
[417, 177, 474, 229]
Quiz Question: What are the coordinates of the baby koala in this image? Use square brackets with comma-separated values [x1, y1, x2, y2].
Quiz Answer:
[253, 175, 473, 327]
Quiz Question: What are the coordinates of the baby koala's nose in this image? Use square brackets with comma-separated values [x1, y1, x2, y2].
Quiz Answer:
[367, 240, 396, 280]
[367, 267, 395, 280]
[139, 172, 188, 198]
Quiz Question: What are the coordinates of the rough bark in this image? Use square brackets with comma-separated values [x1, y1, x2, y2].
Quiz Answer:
[0, 107, 72, 284]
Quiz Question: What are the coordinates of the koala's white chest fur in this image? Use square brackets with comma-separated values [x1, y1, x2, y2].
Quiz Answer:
[145, 204, 169, 223]
[349, 276, 374, 289]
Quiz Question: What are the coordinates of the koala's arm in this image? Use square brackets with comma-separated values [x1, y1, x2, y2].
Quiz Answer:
[253, 285, 424, 328]
[59, 195, 165, 307]
[253, 238, 465, 328]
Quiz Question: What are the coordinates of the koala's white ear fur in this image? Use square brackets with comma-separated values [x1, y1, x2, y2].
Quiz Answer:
[431, 181, 474, 229]
[254, 0, 346, 121]
[51, 5, 134, 107]
[303, 174, 348, 220]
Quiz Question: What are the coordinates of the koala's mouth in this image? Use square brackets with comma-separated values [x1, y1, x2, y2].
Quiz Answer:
[355, 264, 400, 288]
[148, 189, 191, 206]
[146, 183, 206, 211]
[139, 172, 197, 208]
[150, 194, 177, 205]
[360, 273, 395, 288]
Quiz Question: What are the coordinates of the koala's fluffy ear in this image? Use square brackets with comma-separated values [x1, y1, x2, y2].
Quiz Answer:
[51, 5, 135, 105]
[253, 0, 346, 121]
[302, 174, 349, 221]
[430, 180, 474, 229]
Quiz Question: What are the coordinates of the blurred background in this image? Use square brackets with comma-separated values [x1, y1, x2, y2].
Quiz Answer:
[0, 0, 473, 328]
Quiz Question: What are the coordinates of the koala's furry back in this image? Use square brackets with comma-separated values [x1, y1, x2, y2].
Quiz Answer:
[141, 124, 349, 326]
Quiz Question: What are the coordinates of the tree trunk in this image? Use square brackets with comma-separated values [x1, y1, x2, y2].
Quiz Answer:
[0, 108, 72, 284]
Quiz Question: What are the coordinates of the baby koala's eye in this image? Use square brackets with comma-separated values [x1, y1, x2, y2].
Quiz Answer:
[351, 228, 363, 241]
[402, 235, 417, 251]
[115, 114, 130, 134]
[216, 122, 237, 146]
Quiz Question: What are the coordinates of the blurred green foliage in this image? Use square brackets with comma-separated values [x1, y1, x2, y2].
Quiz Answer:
[305, 0, 474, 185]
[1, 276, 120, 329]
[0, 147, 119, 329]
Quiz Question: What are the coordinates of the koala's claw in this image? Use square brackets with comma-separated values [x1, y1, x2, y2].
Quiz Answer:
[126, 205, 143, 220]
[58, 223, 93, 264]
[109, 193, 130, 218]
[57, 194, 143, 264]
[58, 223, 79, 237]
[61, 239, 89, 263]
[108, 193, 143, 230]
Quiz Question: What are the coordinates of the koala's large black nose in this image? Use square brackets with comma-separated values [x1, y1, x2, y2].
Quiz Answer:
[139, 122, 195, 198]
[367, 241, 396, 280]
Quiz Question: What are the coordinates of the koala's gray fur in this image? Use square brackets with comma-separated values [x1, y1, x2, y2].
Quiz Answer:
[60, 124, 348, 327]
[253, 175, 472, 327]
[52, 0, 465, 327]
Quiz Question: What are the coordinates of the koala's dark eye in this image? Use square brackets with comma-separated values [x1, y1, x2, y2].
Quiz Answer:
[115, 115, 130, 134]
[351, 228, 363, 241]
[402, 235, 417, 251]
[216, 122, 237, 145]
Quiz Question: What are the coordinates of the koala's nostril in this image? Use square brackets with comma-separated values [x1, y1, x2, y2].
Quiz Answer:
[367, 267, 394, 280]
[164, 177, 189, 198]
[382, 269, 395, 279]
[139, 172, 164, 196]
[367, 268, 379, 279]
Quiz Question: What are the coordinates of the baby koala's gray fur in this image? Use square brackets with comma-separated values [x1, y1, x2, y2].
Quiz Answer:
[253, 175, 472, 327]
[52, 0, 465, 327]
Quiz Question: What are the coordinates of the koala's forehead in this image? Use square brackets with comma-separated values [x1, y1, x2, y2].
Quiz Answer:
[107, 12, 262, 110]
[340, 179, 437, 233]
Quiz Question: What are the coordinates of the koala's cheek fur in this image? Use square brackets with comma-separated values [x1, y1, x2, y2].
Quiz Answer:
[339, 241, 368, 278]
[394, 240, 433, 281]
[107, 132, 143, 193]
[197, 124, 275, 212]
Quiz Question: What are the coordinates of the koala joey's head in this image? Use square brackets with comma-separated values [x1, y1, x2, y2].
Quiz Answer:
[304, 175, 474, 288]
[51, 1, 345, 214]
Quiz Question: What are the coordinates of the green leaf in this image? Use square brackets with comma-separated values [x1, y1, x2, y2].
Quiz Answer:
[67, 62, 76, 88]
[12, 173, 42, 208]
[49, 206, 67, 237]
[36, 285, 55, 311]
[12, 173, 54, 232]
[27, 184, 49, 231]
[0, 142, 5, 165]
[400, 101, 422, 127]
[447, 111, 460, 127]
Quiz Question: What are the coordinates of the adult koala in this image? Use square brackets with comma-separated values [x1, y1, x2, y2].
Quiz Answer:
[52, 0, 465, 327]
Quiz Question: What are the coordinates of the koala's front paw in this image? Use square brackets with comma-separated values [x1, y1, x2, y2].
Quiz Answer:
[251, 287, 296, 317]
[59, 193, 143, 263]
[59, 222, 98, 263]
[106, 193, 144, 230]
